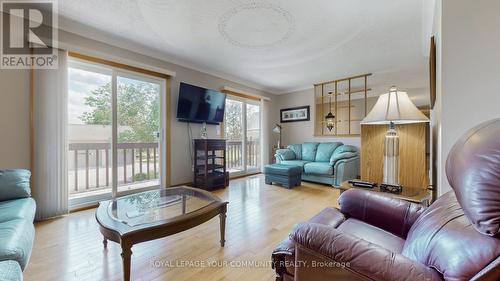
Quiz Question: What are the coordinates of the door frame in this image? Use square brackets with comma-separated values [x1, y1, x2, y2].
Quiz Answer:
[245, 99, 261, 174]
[223, 96, 262, 178]
[113, 70, 167, 197]
[67, 52, 171, 209]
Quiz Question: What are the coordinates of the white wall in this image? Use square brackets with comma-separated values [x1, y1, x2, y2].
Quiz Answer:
[0, 28, 275, 185]
[273, 87, 430, 149]
[0, 69, 30, 169]
[430, 0, 442, 198]
[271, 89, 360, 148]
[61, 30, 277, 185]
[435, 0, 500, 195]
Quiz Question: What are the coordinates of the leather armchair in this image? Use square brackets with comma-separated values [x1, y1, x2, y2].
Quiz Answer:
[272, 118, 500, 281]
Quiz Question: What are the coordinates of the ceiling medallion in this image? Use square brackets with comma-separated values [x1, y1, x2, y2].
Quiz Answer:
[218, 2, 296, 49]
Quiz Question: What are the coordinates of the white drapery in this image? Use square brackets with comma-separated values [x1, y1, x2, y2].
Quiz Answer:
[32, 49, 69, 220]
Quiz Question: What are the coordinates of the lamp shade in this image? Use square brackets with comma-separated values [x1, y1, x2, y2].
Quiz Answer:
[361, 89, 429, 124]
[273, 124, 281, 133]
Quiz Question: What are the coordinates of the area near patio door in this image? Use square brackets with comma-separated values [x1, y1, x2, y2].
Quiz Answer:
[224, 97, 261, 176]
[67, 57, 167, 206]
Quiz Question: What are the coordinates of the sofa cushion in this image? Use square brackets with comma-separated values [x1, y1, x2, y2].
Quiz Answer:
[0, 260, 22, 281]
[276, 149, 296, 160]
[0, 198, 36, 223]
[301, 142, 319, 161]
[337, 218, 405, 253]
[329, 145, 358, 165]
[287, 144, 302, 160]
[315, 142, 342, 162]
[0, 219, 35, 269]
[304, 162, 333, 175]
[0, 170, 31, 202]
[402, 191, 500, 280]
[280, 160, 310, 168]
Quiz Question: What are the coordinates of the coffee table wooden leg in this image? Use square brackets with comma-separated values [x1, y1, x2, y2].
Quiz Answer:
[103, 237, 108, 248]
[219, 211, 226, 247]
[120, 243, 132, 281]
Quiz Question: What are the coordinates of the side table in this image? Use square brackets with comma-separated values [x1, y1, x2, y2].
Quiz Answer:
[338, 181, 432, 206]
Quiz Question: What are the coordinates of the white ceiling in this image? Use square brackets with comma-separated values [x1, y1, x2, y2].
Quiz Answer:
[57, 0, 433, 96]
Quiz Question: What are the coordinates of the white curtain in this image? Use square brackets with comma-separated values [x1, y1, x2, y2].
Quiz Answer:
[32, 50, 69, 220]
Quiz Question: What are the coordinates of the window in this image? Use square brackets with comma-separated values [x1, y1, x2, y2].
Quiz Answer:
[67, 55, 169, 208]
[223, 94, 261, 176]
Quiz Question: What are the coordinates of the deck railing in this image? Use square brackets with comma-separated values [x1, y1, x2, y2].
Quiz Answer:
[226, 140, 260, 170]
[68, 142, 159, 194]
[69, 140, 259, 195]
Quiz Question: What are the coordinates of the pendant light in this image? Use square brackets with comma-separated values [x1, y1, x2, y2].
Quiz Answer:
[325, 91, 335, 131]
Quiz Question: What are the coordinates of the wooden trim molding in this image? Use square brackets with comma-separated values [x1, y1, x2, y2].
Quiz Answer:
[314, 73, 372, 86]
[314, 73, 372, 137]
[165, 78, 171, 187]
[221, 89, 262, 102]
[29, 64, 34, 189]
[68, 52, 171, 79]
[312, 134, 361, 138]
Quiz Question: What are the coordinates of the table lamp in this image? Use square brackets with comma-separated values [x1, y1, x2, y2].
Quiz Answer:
[361, 87, 429, 186]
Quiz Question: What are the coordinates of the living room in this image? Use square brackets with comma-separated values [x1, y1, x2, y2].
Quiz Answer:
[0, 1, 499, 281]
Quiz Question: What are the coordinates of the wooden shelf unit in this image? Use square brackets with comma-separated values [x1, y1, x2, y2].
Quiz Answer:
[193, 139, 229, 190]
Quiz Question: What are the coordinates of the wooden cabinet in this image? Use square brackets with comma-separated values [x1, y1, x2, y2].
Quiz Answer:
[193, 139, 229, 190]
[360, 123, 429, 189]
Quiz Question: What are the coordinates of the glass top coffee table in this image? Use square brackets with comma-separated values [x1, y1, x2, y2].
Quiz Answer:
[95, 186, 228, 281]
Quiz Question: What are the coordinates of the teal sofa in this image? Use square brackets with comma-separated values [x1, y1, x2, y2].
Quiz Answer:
[0, 170, 36, 281]
[275, 142, 359, 186]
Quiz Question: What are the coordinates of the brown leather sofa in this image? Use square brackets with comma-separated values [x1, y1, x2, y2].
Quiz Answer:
[272, 118, 500, 281]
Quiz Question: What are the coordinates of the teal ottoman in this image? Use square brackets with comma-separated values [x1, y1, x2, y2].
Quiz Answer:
[264, 164, 302, 188]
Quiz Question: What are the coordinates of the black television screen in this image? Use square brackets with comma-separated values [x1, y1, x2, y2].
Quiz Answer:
[176, 82, 226, 124]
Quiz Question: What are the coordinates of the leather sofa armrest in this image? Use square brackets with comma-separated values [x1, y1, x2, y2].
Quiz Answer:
[338, 189, 425, 238]
[275, 148, 295, 163]
[332, 157, 359, 186]
[272, 238, 295, 273]
[291, 222, 442, 281]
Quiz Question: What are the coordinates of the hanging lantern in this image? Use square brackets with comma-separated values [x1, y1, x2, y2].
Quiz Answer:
[325, 112, 335, 131]
[325, 91, 335, 131]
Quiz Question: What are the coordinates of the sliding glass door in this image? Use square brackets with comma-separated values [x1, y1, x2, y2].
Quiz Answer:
[68, 59, 166, 207]
[224, 96, 261, 176]
[116, 74, 162, 193]
[225, 98, 244, 174]
[246, 101, 261, 172]
[68, 61, 113, 200]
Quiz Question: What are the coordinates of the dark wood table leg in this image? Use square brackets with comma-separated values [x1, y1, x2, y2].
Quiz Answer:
[120, 242, 133, 281]
[103, 237, 108, 248]
[182, 194, 186, 214]
[219, 210, 226, 247]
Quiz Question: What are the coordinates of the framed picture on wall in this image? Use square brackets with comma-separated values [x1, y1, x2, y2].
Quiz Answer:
[280, 106, 310, 123]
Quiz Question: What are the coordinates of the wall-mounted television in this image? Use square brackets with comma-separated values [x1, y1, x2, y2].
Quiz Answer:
[176, 82, 226, 124]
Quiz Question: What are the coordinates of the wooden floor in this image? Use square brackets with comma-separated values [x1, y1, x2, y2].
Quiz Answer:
[24, 174, 341, 281]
